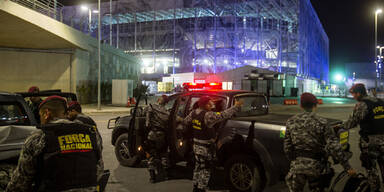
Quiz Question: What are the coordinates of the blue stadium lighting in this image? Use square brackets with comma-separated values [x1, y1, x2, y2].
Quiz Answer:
[62, 0, 329, 82]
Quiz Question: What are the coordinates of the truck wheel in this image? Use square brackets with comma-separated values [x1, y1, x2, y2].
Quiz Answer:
[225, 155, 265, 192]
[114, 134, 141, 167]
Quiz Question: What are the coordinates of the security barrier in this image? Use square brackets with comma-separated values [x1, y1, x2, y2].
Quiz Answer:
[283, 99, 298, 105]
[126, 97, 136, 107]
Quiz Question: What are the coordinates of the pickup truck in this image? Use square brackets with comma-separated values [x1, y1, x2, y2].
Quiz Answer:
[0, 91, 77, 161]
[108, 90, 346, 192]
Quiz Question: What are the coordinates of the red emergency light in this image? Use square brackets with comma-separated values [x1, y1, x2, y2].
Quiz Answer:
[183, 82, 222, 90]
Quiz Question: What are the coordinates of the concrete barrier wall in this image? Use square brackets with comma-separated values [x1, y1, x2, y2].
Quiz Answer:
[0, 49, 72, 92]
[0, 0, 140, 103]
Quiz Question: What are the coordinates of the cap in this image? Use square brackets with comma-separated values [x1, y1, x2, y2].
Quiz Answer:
[39, 95, 67, 110]
[28, 86, 39, 93]
[198, 96, 212, 108]
[349, 83, 367, 95]
[300, 92, 318, 105]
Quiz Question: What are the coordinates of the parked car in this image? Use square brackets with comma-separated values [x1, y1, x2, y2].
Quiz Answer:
[0, 91, 77, 161]
[108, 90, 346, 192]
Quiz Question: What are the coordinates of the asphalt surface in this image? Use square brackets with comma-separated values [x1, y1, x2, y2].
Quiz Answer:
[88, 99, 378, 192]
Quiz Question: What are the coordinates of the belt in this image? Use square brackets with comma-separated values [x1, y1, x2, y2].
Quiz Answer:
[193, 138, 215, 145]
[293, 151, 324, 161]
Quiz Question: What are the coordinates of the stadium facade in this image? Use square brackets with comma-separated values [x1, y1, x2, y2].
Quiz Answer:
[62, 0, 329, 95]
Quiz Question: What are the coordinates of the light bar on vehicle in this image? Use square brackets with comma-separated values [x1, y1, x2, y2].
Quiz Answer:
[183, 82, 222, 90]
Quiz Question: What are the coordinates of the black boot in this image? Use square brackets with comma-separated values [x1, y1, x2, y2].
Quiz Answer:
[149, 170, 156, 183]
[193, 185, 206, 192]
[163, 170, 169, 180]
[160, 167, 169, 181]
[192, 185, 199, 192]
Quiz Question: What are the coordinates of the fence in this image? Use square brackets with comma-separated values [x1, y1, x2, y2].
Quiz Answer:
[10, 0, 64, 21]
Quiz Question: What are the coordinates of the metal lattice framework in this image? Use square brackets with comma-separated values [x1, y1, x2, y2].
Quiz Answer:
[61, 0, 328, 81]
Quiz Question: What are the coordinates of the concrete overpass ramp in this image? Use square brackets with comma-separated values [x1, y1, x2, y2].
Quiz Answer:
[0, 0, 90, 49]
[0, 0, 139, 103]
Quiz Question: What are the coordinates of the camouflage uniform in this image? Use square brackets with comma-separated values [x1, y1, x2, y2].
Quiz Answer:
[184, 105, 241, 190]
[74, 113, 97, 127]
[284, 112, 351, 192]
[144, 104, 170, 180]
[342, 96, 384, 191]
[5, 118, 104, 192]
[0, 164, 16, 192]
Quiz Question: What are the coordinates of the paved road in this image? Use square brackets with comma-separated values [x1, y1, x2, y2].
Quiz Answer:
[89, 102, 377, 192]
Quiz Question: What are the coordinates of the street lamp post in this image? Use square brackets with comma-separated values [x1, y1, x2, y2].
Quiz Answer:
[379, 46, 384, 89]
[375, 9, 382, 91]
[81, 6, 92, 34]
[98, 0, 101, 110]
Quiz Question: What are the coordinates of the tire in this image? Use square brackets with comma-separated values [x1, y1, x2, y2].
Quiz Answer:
[225, 155, 265, 192]
[114, 133, 142, 167]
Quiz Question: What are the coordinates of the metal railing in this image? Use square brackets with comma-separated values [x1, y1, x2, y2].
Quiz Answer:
[10, 0, 64, 21]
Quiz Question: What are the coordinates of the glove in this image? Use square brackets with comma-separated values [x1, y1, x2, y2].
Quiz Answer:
[332, 123, 343, 134]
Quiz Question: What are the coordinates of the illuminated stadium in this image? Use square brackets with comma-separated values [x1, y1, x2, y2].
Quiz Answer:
[62, 0, 329, 94]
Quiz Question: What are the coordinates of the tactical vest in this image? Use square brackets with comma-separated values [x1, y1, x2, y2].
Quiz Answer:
[359, 98, 384, 137]
[75, 114, 97, 126]
[192, 111, 216, 140]
[36, 123, 99, 192]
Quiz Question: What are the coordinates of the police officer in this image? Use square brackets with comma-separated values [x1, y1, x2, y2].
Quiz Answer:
[144, 95, 170, 183]
[6, 96, 104, 192]
[284, 92, 355, 192]
[183, 96, 243, 192]
[340, 83, 384, 191]
[67, 101, 97, 126]
[27, 86, 42, 124]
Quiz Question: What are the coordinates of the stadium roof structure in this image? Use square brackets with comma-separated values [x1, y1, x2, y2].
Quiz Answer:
[101, 0, 298, 25]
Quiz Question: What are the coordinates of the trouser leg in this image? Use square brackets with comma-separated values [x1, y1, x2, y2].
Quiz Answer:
[193, 143, 213, 190]
[285, 172, 306, 192]
[308, 176, 324, 192]
[360, 138, 381, 191]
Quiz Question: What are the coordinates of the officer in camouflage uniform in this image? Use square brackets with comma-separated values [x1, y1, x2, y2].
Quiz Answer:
[284, 92, 355, 192]
[27, 86, 42, 124]
[144, 95, 170, 183]
[67, 101, 97, 127]
[6, 96, 104, 192]
[183, 96, 243, 192]
[340, 83, 384, 192]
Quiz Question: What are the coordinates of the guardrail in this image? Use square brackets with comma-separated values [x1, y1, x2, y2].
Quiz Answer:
[377, 92, 384, 99]
[10, 0, 64, 21]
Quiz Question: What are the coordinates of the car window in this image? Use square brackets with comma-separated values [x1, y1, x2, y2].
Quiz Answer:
[23, 95, 76, 105]
[176, 96, 189, 118]
[0, 102, 30, 126]
[164, 96, 177, 111]
[233, 95, 268, 116]
[188, 96, 227, 114]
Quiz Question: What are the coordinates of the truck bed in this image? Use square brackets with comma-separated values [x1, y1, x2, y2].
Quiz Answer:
[233, 113, 342, 126]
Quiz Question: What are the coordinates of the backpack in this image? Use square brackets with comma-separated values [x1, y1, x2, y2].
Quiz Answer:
[329, 171, 371, 192]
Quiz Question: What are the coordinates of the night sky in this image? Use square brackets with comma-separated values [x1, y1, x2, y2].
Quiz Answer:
[310, 0, 384, 73]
